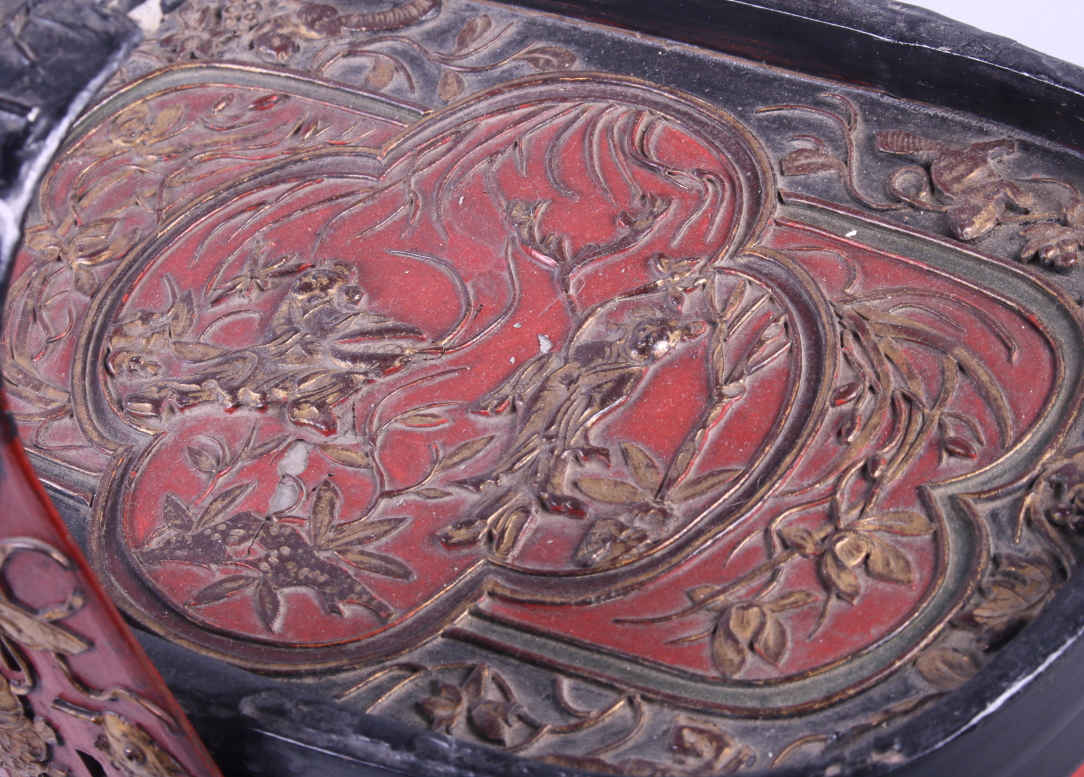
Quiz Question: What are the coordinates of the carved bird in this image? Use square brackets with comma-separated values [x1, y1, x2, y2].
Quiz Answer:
[119, 262, 426, 434]
[443, 314, 703, 557]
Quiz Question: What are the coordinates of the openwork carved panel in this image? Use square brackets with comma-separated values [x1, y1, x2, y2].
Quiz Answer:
[0, 403, 220, 777]
[6, 0, 1084, 771]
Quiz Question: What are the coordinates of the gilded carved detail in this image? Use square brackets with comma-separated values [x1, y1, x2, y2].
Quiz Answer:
[0, 673, 62, 777]
[763, 94, 1084, 270]
[0, 537, 192, 776]
[115, 0, 577, 106]
[5, 6, 1084, 767]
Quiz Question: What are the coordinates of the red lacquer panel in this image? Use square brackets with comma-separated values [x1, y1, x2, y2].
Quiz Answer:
[3, 67, 1080, 716]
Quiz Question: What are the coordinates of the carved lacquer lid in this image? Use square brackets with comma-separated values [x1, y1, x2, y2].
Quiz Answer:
[6, 0, 1084, 772]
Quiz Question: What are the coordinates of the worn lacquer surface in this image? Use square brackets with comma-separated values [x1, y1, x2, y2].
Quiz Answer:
[5, 0, 1084, 771]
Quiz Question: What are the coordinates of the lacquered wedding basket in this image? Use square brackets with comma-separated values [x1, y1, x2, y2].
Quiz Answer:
[4, 1, 1084, 775]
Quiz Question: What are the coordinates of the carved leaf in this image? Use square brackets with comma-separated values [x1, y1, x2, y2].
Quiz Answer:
[839, 408, 862, 442]
[492, 506, 531, 559]
[309, 479, 340, 548]
[415, 487, 452, 500]
[469, 699, 519, 744]
[455, 15, 492, 52]
[620, 442, 662, 494]
[441, 517, 488, 546]
[575, 478, 645, 504]
[540, 491, 588, 517]
[754, 612, 787, 665]
[970, 583, 1029, 625]
[187, 575, 260, 606]
[397, 412, 449, 428]
[820, 552, 861, 603]
[765, 590, 819, 612]
[944, 436, 978, 459]
[186, 445, 220, 473]
[161, 494, 195, 532]
[866, 537, 914, 585]
[915, 648, 976, 690]
[670, 469, 742, 503]
[72, 265, 98, 296]
[711, 619, 747, 677]
[366, 58, 396, 90]
[336, 548, 413, 580]
[435, 436, 495, 473]
[780, 147, 845, 177]
[172, 341, 230, 361]
[511, 45, 576, 71]
[778, 525, 820, 556]
[318, 443, 372, 469]
[998, 556, 1054, 598]
[463, 663, 489, 699]
[251, 94, 287, 112]
[72, 233, 112, 259]
[438, 70, 465, 103]
[255, 579, 281, 631]
[168, 291, 195, 338]
[23, 227, 59, 253]
[573, 518, 644, 567]
[857, 511, 934, 536]
[831, 381, 862, 406]
[107, 228, 139, 263]
[245, 434, 292, 461]
[329, 516, 407, 548]
[686, 585, 718, 605]
[720, 278, 747, 324]
[419, 683, 464, 733]
[148, 104, 183, 139]
[195, 482, 255, 532]
[968, 556, 1054, 625]
[0, 602, 91, 655]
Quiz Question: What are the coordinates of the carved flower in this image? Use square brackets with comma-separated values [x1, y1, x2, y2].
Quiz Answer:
[222, 1, 262, 34]
[777, 510, 934, 604]
[22, 218, 138, 296]
[161, 0, 266, 60]
[418, 664, 520, 744]
[1020, 446, 1084, 541]
[818, 528, 911, 602]
[1020, 221, 1084, 272]
[706, 591, 818, 677]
